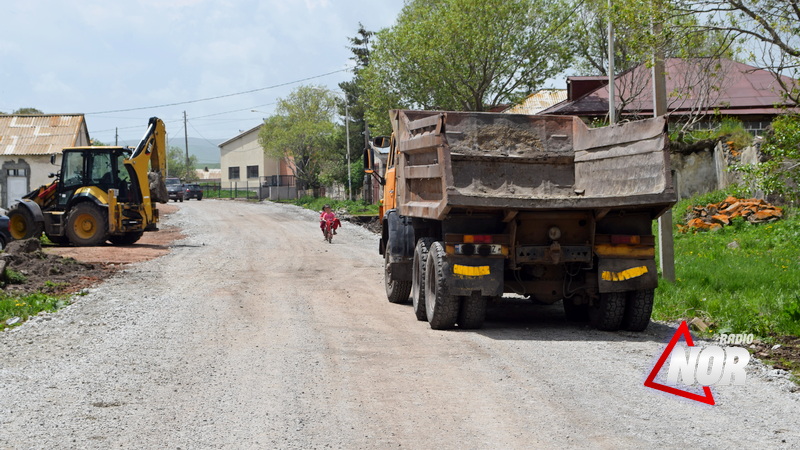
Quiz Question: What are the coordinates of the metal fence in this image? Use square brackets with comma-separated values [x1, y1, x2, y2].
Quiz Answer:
[196, 175, 297, 200]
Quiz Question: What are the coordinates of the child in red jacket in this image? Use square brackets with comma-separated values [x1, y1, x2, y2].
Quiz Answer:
[319, 204, 341, 236]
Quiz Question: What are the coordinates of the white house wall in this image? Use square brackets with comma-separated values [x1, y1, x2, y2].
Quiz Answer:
[220, 128, 280, 185]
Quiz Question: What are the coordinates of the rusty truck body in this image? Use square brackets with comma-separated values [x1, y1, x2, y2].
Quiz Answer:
[364, 110, 677, 331]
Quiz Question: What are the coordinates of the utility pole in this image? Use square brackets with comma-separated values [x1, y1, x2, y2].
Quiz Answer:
[607, 0, 616, 124]
[364, 121, 372, 204]
[345, 103, 352, 201]
[115, 127, 118, 146]
[184, 111, 190, 178]
[652, 2, 675, 282]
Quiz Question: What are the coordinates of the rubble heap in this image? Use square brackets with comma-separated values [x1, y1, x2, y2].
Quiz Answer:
[678, 196, 783, 232]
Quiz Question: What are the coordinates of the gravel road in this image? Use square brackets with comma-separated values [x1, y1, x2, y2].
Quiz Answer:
[2, 199, 799, 449]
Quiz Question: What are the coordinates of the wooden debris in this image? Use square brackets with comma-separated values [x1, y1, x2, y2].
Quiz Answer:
[679, 197, 783, 232]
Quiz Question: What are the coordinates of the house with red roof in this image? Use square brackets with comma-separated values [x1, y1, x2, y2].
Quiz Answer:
[540, 58, 798, 135]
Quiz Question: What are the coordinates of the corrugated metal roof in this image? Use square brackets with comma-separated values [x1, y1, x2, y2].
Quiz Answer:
[541, 58, 798, 117]
[503, 89, 568, 115]
[0, 114, 88, 156]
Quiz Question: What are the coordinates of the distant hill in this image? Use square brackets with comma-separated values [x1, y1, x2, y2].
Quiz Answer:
[168, 137, 223, 165]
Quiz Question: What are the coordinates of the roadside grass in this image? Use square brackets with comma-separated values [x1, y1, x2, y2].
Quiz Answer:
[654, 190, 800, 337]
[282, 196, 379, 216]
[0, 292, 70, 331]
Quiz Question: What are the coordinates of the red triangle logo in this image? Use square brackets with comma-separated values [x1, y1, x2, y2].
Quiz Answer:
[644, 320, 716, 405]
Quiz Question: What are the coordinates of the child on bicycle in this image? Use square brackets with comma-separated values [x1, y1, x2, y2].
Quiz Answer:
[319, 204, 341, 236]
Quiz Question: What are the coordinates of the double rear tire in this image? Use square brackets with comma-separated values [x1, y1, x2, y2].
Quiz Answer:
[588, 289, 655, 331]
[411, 238, 434, 321]
[385, 239, 412, 304]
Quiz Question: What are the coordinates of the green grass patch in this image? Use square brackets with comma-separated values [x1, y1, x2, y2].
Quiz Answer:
[654, 191, 800, 337]
[279, 196, 379, 216]
[0, 292, 71, 331]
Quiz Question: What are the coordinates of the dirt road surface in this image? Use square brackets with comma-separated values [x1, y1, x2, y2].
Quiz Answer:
[2, 200, 799, 449]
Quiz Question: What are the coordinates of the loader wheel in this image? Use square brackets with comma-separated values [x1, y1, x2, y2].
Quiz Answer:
[425, 241, 459, 330]
[8, 205, 43, 240]
[411, 238, 435, 321]
[589, 292, 626, 331]
[66, 203, 108, 246]
[45, 233, 70, 246]
[457, 291, 487, 329]
[385, 239, 412, 304]
[621, 289, 655, 332]
[109, 231, 144, 246]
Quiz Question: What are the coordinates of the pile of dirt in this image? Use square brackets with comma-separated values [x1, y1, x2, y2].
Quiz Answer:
[678, 196, 783, 232]
[751, 335, 800, 380]
[450, 124, 546, 157]
[2, 238, 116, 296]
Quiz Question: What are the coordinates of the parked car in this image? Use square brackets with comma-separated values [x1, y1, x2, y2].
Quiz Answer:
[166, 178, 184, 202]
[0, 214, 10, 250]
[183, 184, 203, 201]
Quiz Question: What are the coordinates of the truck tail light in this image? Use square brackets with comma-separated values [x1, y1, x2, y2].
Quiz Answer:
[464, 235, 492, 244]
[610, 235, 641, 245]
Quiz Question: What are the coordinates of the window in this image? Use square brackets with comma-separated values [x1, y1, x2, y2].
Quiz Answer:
[246, 165, 259, 179]
[6, 169, 27, 176]
[228, 166, 240, 179]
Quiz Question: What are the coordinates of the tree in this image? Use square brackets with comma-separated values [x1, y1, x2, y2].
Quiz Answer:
[568, 1, 739, 126]
[362, 0, 574, 133]
[166, 146, 198, 180]
[258, 85, 339, 191]
[675, 0, 800, 103]
[736, 114, 800, 204]
[334, 24, 374, 197]
[12, 107, 44, 114]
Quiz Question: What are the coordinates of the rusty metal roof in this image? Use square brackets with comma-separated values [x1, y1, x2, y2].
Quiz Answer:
[540, 58, 799, 117]
[0, 114, 89, 156]
[504, 89, 568, 115]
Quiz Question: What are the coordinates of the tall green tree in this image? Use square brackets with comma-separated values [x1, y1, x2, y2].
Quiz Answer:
[258, 85, 339, 191]
[333, 24, 374, 196]
[363, 0, 574, 133]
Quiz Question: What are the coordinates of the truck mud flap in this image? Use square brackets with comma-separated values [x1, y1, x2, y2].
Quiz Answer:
[445, 257, 504, 297]
[386, 210, 415, 260]
[597, 259, 657, 293]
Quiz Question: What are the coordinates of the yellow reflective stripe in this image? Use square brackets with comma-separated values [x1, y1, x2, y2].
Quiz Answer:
[453, 264, 490, 276]
[601, 266, 649, 282]
[595, 244, 654, 258]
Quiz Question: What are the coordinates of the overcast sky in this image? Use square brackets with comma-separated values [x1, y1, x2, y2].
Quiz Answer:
[0, 0, 404, 148]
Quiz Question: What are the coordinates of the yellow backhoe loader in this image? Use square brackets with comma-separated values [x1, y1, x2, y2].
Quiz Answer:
[8, 117, 168, 246]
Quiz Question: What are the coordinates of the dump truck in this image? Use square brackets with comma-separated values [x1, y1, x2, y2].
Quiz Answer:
[8, 117, 168, 246]
[364, 110, 676, 331]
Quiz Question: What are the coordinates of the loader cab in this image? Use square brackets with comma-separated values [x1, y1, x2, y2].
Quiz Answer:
[57, 147, 134, 207]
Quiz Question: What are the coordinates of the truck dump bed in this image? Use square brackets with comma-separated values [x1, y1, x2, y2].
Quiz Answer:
[392, 110, 675, 220]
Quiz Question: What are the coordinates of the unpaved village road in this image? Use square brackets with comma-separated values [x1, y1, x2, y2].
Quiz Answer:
[2, 199, 800, 449]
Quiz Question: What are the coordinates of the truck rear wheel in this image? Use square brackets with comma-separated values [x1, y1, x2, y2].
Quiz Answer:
[621, 289, 654, 331]
[8, 204, 43, 240]
[589, 292, 625, 331]
[66, 203, 108, 246]
[457, 291, 487, 329]
[385, 239, 412, 304]
[411, 238, 435, 321]
[425, 241, 458, 330]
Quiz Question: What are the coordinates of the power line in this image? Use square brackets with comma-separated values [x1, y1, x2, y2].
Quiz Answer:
[85, 68, 352, 115]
